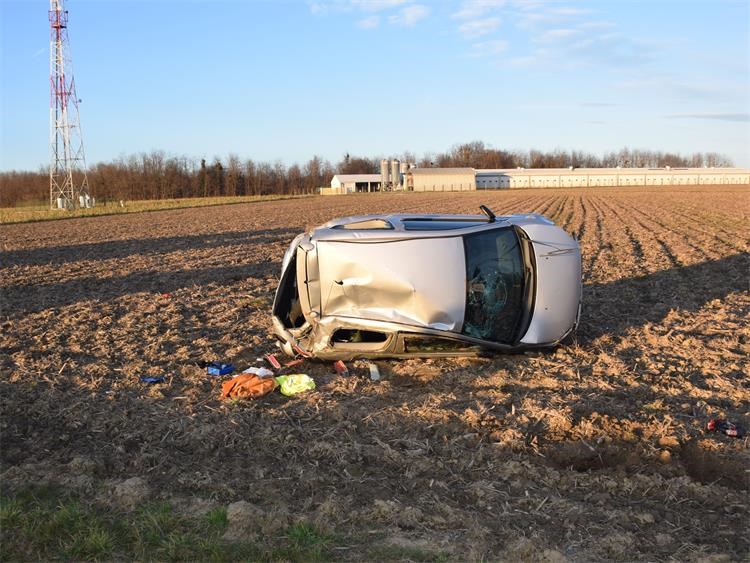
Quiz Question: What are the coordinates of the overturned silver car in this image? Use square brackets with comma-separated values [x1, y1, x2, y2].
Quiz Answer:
[272, 206, 581, 360]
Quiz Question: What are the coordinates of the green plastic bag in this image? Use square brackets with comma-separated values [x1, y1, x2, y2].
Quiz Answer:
[274, 374, 316, 396]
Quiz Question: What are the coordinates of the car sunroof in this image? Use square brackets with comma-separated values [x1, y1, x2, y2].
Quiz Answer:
[402, 218, 486, 231]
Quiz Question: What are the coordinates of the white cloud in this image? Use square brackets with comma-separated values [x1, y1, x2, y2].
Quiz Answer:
[515, 4, 587, 29]
[549, 6, 591, 16]
[666, 113, 750, 122]
[452, 0, 507, 20]
[389, 4, 430, 26]
[459, 17, 501, 38]
[357, 15, 380, 28]
[578, 20, 616, 30]
[470, 39, 509, 57]
[537, 28, 580, 42]
[352, 0, 409, 11]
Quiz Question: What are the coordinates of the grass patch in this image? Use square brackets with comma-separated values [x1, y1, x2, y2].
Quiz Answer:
[367, 545, 450, 562]
[273, 523, 333, 562]
[0, 485, 337, 562]
[0, 194, 313, 224]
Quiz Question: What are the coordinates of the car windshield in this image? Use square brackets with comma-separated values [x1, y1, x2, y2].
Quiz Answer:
[462, 227, 525, 343]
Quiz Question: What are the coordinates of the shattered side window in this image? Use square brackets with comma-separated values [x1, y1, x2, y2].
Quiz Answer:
[462, 228, 525, 343]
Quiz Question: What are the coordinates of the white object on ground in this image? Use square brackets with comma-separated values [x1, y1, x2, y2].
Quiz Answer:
[240, 367, 275, 378]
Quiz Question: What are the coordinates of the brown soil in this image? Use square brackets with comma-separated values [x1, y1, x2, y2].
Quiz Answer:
[1, 186, 749, 561]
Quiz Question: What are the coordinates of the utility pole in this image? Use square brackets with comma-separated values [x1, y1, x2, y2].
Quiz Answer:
[49, 0, 90, 210]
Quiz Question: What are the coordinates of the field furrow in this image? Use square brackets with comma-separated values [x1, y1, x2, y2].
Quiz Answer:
[1, 185, 748, 561]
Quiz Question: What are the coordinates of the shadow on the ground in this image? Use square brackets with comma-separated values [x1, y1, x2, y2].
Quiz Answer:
[0, 227, 298, 267]
[0, 260, 280, 316]
[579, 252, 748, 341]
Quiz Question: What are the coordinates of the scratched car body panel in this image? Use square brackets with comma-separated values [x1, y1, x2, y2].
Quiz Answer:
[272, 206, 582, 360]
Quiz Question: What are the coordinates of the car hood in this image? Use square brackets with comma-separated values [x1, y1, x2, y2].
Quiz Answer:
[315, 237, 466, 331]
[519, 223, 582, 344]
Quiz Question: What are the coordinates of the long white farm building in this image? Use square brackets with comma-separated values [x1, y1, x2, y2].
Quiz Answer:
[322, 166, 749, 194]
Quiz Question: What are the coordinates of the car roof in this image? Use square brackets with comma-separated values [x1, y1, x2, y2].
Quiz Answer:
[311, 212, 555, 241]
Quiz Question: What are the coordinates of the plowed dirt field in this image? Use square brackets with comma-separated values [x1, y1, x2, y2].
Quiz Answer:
[1, 186, 749, 560]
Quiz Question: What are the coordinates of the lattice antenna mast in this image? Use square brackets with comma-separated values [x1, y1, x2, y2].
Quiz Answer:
[49, 0, 90, 210]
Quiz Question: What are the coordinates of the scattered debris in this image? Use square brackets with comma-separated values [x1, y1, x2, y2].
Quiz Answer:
[220, 373, 277, 400]
[207, 362, 234, 376]
[241, 366, 274, 378]
[368, 362, 381, 382]
[274, 374, 315, 396]
[140, 375, 165, 384]
[706, 418, 746, 438]
[334, 360, 349, 377]
[266, 354, 282, 369]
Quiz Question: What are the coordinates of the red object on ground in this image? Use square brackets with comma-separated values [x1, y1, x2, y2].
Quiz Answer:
[266, 354, 281, 369]
[334, 360, 349, 377]
[706, 418, 745, 438]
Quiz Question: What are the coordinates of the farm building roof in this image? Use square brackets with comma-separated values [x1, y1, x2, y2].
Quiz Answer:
[331, 174, 382, 182]
[408, 168, 475, 175]
[475, 167, 750, 175]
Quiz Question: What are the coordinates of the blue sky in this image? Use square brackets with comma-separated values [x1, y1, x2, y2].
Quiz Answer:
[1, 0, 748, 171]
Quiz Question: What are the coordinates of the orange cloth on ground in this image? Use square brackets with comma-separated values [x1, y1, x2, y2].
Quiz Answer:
[220, 373, 276, 400]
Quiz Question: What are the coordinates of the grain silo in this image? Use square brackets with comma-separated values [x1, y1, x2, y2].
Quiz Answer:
[380, 159, 390, 189]
[391, 159, 401, 189]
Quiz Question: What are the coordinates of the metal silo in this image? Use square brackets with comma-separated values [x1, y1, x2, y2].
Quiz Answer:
[380, 159, 390, 188]
[391, 159, 400, 188]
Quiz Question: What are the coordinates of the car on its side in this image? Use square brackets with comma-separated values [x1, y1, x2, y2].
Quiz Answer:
[272, 205, 581, 360]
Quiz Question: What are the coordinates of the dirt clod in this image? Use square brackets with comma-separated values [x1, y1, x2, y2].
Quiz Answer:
[113, 477, 150, 509]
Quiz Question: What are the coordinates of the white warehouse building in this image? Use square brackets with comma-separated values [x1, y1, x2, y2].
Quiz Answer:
[324, 174, 383, 195]
[322, 167, 749, 194]
[475, 167, 750, 189]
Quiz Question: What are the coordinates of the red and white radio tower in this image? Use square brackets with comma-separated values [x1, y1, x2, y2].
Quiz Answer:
[49, 0, 90, 210]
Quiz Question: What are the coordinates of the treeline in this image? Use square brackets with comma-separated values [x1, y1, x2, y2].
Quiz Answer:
[0, 142, 732, 207]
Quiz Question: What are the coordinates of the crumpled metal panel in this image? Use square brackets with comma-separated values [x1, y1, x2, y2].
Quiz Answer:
[316, 238, 466, 331]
